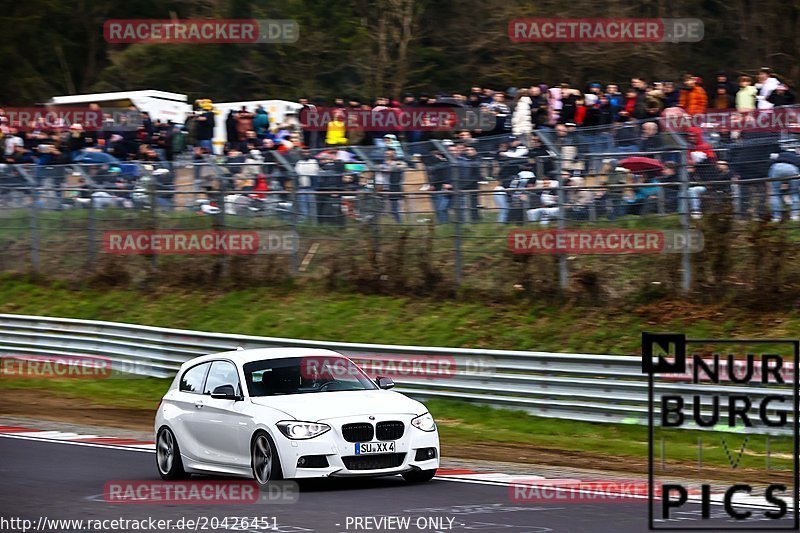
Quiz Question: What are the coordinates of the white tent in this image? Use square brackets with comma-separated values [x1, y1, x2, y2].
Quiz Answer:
[49, 90, 192, 124]
[48, 91, 303, 153]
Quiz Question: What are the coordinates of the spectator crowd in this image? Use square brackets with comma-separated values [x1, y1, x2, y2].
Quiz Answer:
[1, 65, 799, 223]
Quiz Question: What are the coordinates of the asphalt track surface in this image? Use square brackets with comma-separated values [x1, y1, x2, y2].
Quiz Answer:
[0, 436, 790, 533]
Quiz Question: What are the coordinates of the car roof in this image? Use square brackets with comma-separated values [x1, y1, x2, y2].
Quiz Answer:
[179, 347, 346, 369]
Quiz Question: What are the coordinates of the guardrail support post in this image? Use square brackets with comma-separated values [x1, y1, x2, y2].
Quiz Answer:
[766, 435, 771, 470]
[697, 436, 702, 470]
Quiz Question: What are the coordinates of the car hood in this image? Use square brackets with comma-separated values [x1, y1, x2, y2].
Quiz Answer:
[248, 389, 425, 421]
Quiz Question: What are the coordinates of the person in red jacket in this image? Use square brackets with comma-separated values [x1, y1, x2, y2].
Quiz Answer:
[679, 74, 708, 115]
[574, 95, 588, 126]
[250, 174, 268, 199]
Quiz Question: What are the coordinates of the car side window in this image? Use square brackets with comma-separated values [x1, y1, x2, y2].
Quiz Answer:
[179, 362, 210, 394]
[204, 360, 241, 396]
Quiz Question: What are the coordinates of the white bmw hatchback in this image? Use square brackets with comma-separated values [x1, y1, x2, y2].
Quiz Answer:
[155, 348, 440, 486]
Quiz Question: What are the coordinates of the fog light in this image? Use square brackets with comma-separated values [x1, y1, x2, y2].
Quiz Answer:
[297, 455, 329, 468]
[414, 448, 437, 461]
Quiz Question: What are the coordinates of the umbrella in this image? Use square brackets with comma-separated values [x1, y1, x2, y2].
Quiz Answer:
[334, 149, 356, 162]
[74, 150, 120, 164]
[619, 156, 664, 174]
[314, 149, 338, 160]
[426, 98, 466, 108]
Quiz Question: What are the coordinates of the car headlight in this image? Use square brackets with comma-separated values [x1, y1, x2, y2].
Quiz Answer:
[276, 421, 331, 440]
[411, 412, 436, 432]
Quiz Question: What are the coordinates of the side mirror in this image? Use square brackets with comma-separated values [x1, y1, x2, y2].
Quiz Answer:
[211, 384, 242, 400]
[376, 376, 395, 390]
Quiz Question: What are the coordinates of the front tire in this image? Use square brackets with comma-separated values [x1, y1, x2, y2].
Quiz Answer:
[402, 469, 437, 483]
[251, 432, 283, 488]
[156, 427, 189, 480]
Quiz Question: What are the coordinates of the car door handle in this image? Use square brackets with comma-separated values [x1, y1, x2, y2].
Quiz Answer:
[194, 400, 205, 409]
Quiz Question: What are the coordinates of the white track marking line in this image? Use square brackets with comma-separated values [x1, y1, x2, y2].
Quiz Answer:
[11, 431, 81, 438]
[13, 431, 105, 440]
[0, 433, 155, 453]
[440, 473, 557, 483]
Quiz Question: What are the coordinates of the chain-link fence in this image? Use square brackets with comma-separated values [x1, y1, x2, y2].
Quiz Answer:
[2, 125, 800, 305]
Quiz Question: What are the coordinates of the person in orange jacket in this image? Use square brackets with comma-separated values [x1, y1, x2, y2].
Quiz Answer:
[679, 74, 708, 115]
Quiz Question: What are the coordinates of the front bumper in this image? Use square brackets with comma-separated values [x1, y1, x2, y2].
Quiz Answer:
[275, 415, 440, 479]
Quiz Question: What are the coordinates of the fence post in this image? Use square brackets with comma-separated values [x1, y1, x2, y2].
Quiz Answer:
[87, 190, 96, 267]
[678, 151, 691, 295]
[30, 189, 39, 274]
[429, 140, 463, 290]
[556, 158, 568, 290]
[371, 186, 381, 271]
[147, 174, 158, 270]
[451, 160, 463, 288]
[533, 130, 568, 289]
[288, 173, 299, 276]
[350, 146, 385, 280]
[215, 175, 229, 279]
[272, 152, 300, 276]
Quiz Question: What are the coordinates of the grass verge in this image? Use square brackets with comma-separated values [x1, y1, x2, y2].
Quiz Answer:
[2, 276, 800, 354]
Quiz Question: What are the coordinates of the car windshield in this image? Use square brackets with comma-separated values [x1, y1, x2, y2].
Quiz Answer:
[243, 356, 378, 396]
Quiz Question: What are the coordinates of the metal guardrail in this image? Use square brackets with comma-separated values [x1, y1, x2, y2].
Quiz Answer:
[0, 313, 792, 434]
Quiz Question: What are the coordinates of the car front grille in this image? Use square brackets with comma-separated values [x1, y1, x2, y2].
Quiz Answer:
[376, 421, 404, 440]
[342, 453, 406, 471]
[341, 423, 374, 442]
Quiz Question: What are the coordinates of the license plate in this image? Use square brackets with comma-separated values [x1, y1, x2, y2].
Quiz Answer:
[354, 441, 396, 455]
